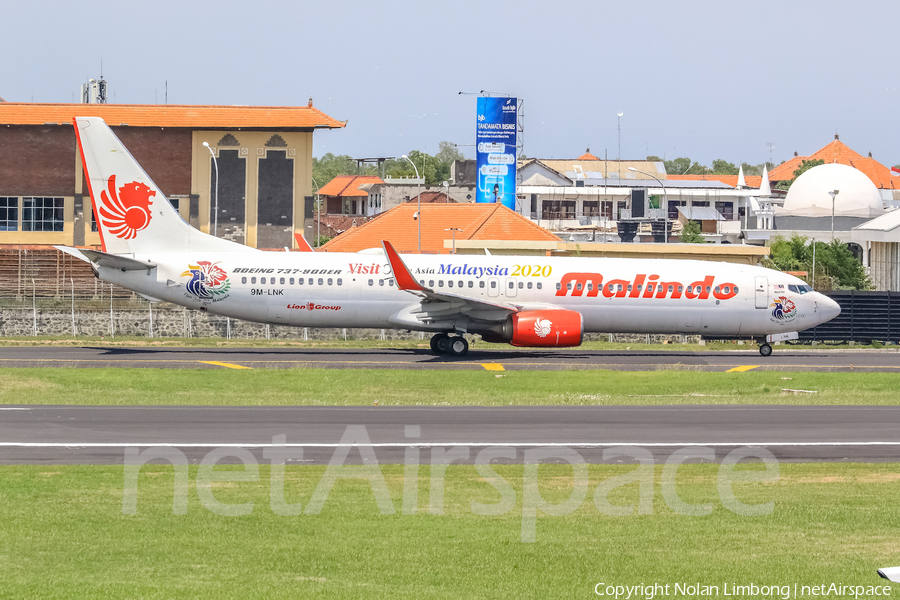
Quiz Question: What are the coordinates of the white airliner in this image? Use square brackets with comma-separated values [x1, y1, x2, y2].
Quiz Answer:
[58, 117, 841, 357]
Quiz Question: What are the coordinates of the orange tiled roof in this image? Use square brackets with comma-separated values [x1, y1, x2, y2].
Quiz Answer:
[768, 138, 898, 189]
[577, 151, 600, 160]
[408, 191, 457, 203]
[319, 175, 385, 197]
[320, 203, 560, 254]
[0, 102, 345, 129]
[668, 174, 763, 188]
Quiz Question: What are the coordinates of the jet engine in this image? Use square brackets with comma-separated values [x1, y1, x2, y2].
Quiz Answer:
[508, 309, 584, 348]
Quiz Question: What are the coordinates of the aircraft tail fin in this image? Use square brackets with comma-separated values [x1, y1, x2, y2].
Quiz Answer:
[74, 117, 247, 255]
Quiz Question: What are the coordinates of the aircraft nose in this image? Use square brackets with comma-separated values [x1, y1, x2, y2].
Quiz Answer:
[819, 294, 841, 323]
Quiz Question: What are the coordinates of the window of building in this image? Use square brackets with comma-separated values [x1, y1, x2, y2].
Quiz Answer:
[23, 197, 64, 232]
[541, 200, 576, 220]
[715, 201, 734, 220]
[168, 198, 180, 211]
[0, 197, 17, 231]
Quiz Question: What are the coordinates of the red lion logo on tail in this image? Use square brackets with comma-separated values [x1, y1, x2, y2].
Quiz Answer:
[98, 175, 155, 239]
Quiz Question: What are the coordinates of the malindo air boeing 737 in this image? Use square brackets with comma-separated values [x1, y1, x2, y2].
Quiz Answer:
[57, 117, 841, 357]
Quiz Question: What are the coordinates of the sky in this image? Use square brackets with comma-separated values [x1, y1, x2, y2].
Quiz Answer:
[3, 0, 897, 168]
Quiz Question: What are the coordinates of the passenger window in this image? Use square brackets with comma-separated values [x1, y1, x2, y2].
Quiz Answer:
[308, 278, 313, 285]
[298, 278, 304, 285]
[715, 286, 720, 294]
[448, 281, 454, 288]
[518, 282, 524, 289]
[637, 285, 642, 291]
[536, 282, 542, 290]
[667, 285, 673, 293]
[251, 277, 257, 284]
[627, 285, 632, 291]
[318, 278, 324, 285]
[458, 281, 463, 288]
[289, 278, 294, 285]
[734, 286, 740, 294]
[438, 280, 444, 287]
[280, 277, 285, 285]
[327, 278, 333, 286]
[480, 281, 485, 288]
[368, 279, 373, 286]
[508, 281, 514, 289]
[723, 285, 730, 294]
[468, 281, 474, 288]
[491, 281, 497, 289]
[576, 283, 583, 291]
[556, 283, 561, 290]
[587, 283, 593, 291]
[678, 285, 683, 292]
[705, 286, 711, 293]
[337, 278, 343, 286]
[686, 285, 692, 293]
[619, 285, 625, 292]
[379, 279, 384, 286]
[567, 282, 573, 290]
[429, 280, 435, 287]
[527, 282, 533, 289]
[261, 277, 267, 284]
[241, 277, 247, 284]
[388, 279, 394, 286]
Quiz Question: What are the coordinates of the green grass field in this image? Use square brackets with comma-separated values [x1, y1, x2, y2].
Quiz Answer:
[2, 463, 899, 599]
[2, 367, 899, 406]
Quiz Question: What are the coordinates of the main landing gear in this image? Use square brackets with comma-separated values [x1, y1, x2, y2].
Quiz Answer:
[759, 343, 773, 357]
[430, 333, 469, 357]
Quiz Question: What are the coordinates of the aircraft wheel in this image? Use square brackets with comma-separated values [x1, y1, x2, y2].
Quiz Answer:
[430, 333, 447, 354]
[447, 336, 469, 357]
[435, 334, 453, 355]
[759, 343, 773, 357]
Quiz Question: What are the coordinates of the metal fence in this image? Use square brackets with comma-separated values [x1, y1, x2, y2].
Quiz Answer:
[799, 291, 900, 344]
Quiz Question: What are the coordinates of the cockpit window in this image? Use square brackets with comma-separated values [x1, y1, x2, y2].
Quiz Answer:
[788, 284, 813, 294]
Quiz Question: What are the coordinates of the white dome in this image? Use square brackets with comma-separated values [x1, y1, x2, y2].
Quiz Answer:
[781, 164, 883, 218]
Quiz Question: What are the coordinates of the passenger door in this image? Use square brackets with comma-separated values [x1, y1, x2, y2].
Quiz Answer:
[755, 276, 768, 309]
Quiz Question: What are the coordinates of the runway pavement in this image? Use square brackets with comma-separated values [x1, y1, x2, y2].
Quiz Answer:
[1, 345, 900, 372]
[4, 405, 900, 464]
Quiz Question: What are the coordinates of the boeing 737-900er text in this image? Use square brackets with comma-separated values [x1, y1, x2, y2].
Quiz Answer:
[57, 117, 841, 357]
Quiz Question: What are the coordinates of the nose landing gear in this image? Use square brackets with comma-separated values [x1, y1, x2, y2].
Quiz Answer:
[429, 333, 469, 357]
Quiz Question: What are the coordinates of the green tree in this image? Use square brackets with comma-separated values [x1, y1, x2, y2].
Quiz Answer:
[680, 220, 705, 243]
[775, 159, 824, 191]
[312, 153, 373, 189]
[765, 234, 872, 290]
[664, 157, 710, 176]
[436, 141, 465, 166]
[710, 159, 739, 175]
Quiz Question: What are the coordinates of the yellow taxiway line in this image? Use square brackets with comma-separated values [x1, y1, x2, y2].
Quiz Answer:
[199, 361, 253, 370]
[726, 365, 760, 372]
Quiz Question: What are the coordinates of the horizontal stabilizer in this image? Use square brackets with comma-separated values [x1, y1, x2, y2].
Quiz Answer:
[55, 246, 156, 271]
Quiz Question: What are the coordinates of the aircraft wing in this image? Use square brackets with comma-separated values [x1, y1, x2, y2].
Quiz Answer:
[381, 241, 521, 325]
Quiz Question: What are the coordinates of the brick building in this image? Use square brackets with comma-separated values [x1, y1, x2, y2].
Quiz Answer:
[0, 101, 344, 249]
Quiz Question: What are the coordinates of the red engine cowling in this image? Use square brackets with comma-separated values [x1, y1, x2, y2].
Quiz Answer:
[509, 310, 584, 348]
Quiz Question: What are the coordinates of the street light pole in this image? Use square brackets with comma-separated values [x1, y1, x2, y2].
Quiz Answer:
[445, 228, 462, 254]
[402, 154, 421, 253]
[628, 167, 668, 244]
[202, 142, 219, 237]
[828, 190, 840, 242]
[312, 177, 320, 248]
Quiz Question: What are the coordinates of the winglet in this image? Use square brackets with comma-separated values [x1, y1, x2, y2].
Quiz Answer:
[382, 240, 427, 292]
[293, 233, 315, 252]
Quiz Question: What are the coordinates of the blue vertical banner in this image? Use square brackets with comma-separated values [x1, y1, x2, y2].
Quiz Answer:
[475, 97, 517, 209]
